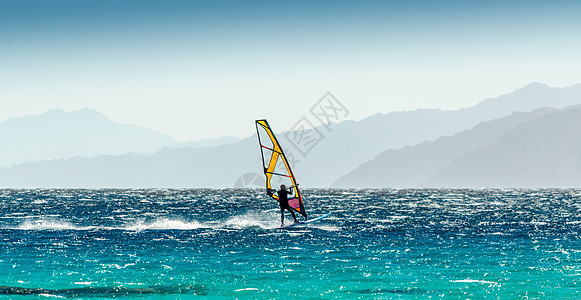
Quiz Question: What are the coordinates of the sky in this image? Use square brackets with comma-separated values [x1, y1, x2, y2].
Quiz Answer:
[1, 0, 581, 141]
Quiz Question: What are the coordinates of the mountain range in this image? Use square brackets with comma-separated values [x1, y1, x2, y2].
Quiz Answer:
[1, 83, 581, 188]
[0, 109, 239, 168]
[0, 109, 175, 167]
[422, 106, 581, 188]
[333, 106, 581, 188]
[288, 83, 581, 187]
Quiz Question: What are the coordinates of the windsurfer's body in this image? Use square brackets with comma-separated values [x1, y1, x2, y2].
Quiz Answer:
[272, 184, 299, 226]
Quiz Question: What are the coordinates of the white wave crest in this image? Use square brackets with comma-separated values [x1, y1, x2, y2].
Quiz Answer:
[451, 279, 500, 286]
[39, 294, 65, 298]
[7, 213, 288, 231]
[125, 219, 207, 231]
[235, 288, 259, 292]
[222, 213, 274, 229]
[125, 214, 275, 231]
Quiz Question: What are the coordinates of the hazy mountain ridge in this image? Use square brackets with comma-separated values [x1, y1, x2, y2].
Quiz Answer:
[0, 108, 177, 167]
[422, 106, 581, 188]
[168, 136, 240, 150]
[0, 109, 242, 168]
[331, 107, 562, 188]
[285, 83, 581, 186]
[2, 83, 581, 188]
[0, 137, 260, 188]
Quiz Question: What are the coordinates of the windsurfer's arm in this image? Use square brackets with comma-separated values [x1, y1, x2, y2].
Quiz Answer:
[290, 184, 297, 194]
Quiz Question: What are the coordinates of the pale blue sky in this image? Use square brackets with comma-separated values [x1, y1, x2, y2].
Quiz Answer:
[1, 0, 581, 141]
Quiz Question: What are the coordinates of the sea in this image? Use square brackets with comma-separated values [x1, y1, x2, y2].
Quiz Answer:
[1, 189, 580, 299]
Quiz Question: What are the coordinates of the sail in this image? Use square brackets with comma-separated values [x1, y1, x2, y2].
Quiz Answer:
[255, 119, 307, 219]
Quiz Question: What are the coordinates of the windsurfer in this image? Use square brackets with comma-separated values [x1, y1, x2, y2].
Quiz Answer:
[273, 184, 299, 226]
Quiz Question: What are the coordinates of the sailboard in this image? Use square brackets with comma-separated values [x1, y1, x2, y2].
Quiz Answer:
[256, 119, 328, 228]
[272, 212, 331, 229]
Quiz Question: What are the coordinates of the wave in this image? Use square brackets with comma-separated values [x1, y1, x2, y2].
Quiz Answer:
[235, 288, 259, 292]
[125, 213, 276, 231]
[5, 213, 281, 231]
[220, 212, 275, 229]
[125, 219, 207, 231]
[450, 279, 500, 286]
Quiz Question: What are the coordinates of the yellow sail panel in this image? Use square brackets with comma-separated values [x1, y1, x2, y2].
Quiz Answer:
[255, 119, 307, 219]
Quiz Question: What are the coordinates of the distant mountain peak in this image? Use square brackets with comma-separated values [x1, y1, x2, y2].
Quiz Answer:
[68, 108, 114, 123]
[16, 108, 109, 122]
[45, 108, 67, 114]
[0, 108, 176, 167]
[520, 82, 550, 89]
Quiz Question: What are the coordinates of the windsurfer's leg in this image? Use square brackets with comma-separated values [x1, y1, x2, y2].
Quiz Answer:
[288, 208, 298, 223]
[280, 208, 285, 226]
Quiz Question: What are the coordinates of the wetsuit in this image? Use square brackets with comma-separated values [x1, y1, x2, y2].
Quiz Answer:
[278, 188, 298, 225]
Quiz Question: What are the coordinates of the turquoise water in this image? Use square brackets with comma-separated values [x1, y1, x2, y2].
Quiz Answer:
[1, 189, 580, 298]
